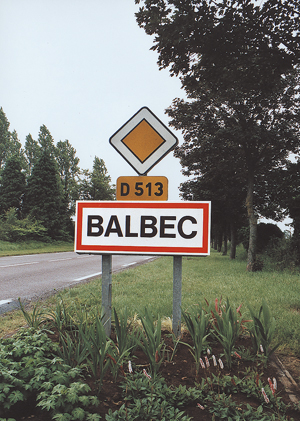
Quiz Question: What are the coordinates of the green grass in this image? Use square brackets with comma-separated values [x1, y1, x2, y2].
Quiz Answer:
[1, 247, 300, 356]
[0, 240, 74, 256]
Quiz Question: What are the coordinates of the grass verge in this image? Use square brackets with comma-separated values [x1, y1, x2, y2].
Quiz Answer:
[0, 240, 74, 256]
[1, 247, 300, 356]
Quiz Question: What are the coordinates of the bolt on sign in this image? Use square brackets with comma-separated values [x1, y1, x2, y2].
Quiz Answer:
[75, 201, 211, 256]
[109, 107, 178, 175]
[116, 176, 168, 201]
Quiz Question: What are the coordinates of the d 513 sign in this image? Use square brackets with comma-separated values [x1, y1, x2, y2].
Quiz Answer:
[75, 201, 211, 256]
[116, 176, 168, 201]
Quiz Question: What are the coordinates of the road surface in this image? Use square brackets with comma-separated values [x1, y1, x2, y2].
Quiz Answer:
[0, 252, 157, 314]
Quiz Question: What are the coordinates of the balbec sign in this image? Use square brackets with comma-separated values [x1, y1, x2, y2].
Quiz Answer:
[75, 201, 211, 256]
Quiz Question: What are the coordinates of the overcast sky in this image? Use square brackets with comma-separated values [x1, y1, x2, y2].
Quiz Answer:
[0, 0, 185, 200]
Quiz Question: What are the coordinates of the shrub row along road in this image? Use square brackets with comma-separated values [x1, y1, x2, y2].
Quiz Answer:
[0, 252, 157, 314]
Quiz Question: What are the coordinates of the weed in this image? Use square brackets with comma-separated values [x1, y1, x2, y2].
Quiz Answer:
[78, 316, 111, 390]
[211, 298, 244, 368]
[181, 305, 210, 377]
[18, 298, 47, 329]
[139, 307, 165, 379]
[247, 299, 281, 361]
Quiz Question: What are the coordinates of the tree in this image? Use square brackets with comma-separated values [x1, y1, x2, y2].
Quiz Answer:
[0, 109, 26, 169]
[90, 156, 115, 200]
[79, 156, 115, 201]
[0, 108, 12, 169]
[0, 156, 26, 217]
[136, 0, 300, 270]
[38, 124, 55, 155]
[55, 139, 80, 214]
[24, 133, 40, 176]
[23, 149, 70, 239]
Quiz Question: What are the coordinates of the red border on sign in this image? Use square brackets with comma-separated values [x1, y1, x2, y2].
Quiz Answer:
[75, 201, 210, 255]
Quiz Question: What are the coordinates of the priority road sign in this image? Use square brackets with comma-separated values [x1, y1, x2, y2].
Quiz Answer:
[109, 107, 178, 175]
[75, 201, 211, 256]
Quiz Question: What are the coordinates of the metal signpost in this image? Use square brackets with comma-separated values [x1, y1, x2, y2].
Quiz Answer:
[75, 107, 211, 336]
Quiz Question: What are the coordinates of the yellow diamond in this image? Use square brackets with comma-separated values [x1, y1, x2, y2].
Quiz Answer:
[122, 119, 165, 163]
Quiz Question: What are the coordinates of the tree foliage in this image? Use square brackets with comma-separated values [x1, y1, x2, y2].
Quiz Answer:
[55, 139, 81, 214]
[24, 133, 40, 176]
[78, 156, 115, 201]
[0, 107, 11, 169]
[0, 156, 26, 217]
[0, 112, 115, 242]
[23, 149, 69, 239]
[136, 0, 300, 270]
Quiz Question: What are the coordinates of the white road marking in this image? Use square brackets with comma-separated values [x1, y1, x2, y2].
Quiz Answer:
[0, 261, 39, 268]
[76, 255, 94, 258]
[122, 262, 137, 267]
[0, 299, 13, 306]
[73, 272, 102, 282]
[49, 258, 73, 262]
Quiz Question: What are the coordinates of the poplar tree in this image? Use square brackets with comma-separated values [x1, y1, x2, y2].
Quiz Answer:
[0, 156, 26, 217]
[24, 134, 40, 176]
[23, 149, 70, 239]
[78, 156, 115, 201]
[55, 139, 80, 214]
[0, 107, 10, 170]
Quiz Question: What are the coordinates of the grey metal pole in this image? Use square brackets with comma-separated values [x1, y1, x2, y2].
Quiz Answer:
[102, 254, 112, 336]
[173, 255, 182, 337]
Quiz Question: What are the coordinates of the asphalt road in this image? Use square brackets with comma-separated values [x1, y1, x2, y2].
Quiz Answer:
[0, 252, 157, 314]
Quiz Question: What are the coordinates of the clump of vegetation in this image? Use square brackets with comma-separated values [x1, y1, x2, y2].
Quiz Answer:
[0, 208, 48, 242]
[1, 296, 297, 420]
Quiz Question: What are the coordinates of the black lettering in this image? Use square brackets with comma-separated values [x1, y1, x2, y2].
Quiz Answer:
[121, 183, 130, 196]
[104, 215, 123, 237]
[140, 216, 157, 237]
[154, 182, 163, 196]
[125, 215, 138, 237]
[160, 216, 176, 238]
[178, 216, 197, 239]
[87, 215, 104, 236]
[135, 182, 143, 196]
[146, 182, 151, 196]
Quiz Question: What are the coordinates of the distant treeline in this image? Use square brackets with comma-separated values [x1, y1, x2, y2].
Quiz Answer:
[0, 107, 115, 241]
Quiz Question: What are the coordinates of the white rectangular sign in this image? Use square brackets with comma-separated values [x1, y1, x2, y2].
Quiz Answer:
[75, 201, 210, 256]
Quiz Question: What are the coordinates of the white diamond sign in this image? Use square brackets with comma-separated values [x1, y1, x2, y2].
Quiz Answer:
[109, 107, 178, 175]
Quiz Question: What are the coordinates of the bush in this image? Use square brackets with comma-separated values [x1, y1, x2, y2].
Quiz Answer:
[262, 236, 298, 271]
[239, 223, 283, 253]
[0, 208, 48, 242]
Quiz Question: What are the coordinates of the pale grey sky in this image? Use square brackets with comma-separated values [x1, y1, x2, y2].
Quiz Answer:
[0, 0, 185, 199]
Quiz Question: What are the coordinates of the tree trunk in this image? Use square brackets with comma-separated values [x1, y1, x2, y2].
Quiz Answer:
[212, 227, 218, 250]
[246, 171, 258, 271]
[222, 233, 228, 255]
[213, 237, 218, 250]
[217, 230, 223, 252]
[230, 222, 237, 259]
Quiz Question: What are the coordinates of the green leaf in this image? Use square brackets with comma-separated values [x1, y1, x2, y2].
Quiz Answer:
[86, 413, 102, 421]
[71, 407, 86, 420]
[8, 390, 25, 404]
